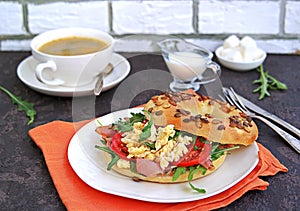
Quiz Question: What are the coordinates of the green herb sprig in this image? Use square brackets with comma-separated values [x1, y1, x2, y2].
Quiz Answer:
[115, 112, 145, 132]
[0, 85, 36, 125]
[139, 110, 153, 142]
[95, 145, 119, 170]
[253, 65, 288, 100]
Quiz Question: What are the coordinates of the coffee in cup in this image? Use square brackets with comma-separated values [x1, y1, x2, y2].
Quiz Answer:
[31, 27, 114, 87]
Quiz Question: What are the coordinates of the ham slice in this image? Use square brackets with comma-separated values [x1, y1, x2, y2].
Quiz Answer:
[95, 125, 117, 140]
[200, 158, 214, 170]
[136, 158, 163, 177]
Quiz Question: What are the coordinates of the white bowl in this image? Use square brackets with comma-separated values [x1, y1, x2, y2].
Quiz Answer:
[215, 46, 266, 71]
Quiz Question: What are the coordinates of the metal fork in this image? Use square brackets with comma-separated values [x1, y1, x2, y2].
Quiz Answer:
[223, 87, 300, 154]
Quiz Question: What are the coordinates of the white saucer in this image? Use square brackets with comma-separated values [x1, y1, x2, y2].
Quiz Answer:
[17, 53, 131, 97]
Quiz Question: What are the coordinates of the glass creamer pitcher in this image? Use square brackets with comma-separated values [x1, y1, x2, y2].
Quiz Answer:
[158, 38, 221, 91]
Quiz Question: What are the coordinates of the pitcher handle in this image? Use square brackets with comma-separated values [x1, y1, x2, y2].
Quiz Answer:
[192, 61, 221, 85]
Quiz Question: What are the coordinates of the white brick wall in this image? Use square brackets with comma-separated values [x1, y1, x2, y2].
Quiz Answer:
[0, 2, 24, 35]
[198, 1, 280, 34]
[0, 0, 300, 53]
[112, 1, 194, 34]
[28, 1, 109, 34]
[285, 1, 300, 34]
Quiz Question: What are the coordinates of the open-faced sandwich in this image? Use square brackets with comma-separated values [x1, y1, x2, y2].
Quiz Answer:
[95, 91, 258, 192]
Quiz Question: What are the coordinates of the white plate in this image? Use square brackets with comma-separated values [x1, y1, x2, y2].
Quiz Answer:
[17, 53, 130, 97]
[68, 107, 259, 203]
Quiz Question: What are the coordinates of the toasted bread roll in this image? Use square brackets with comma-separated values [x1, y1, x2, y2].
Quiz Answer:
[144, 91, 258, 146]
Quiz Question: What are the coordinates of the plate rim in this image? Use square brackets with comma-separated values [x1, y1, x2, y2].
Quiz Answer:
[17, 53, 130, 97]
[68, 107, 260, 203]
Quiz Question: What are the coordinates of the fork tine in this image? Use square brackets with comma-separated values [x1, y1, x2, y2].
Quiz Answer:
[223, 91, 235, 106]
[229, 87, 248, 111]
[223, 88, 245, 112]
[218, 94, 226, 102]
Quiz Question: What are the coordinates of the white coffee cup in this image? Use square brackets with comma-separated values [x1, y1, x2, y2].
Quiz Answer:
[31, 27, 114, 87]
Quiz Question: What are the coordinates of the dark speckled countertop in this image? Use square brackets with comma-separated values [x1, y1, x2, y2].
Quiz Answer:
[0, 52, 299, 210]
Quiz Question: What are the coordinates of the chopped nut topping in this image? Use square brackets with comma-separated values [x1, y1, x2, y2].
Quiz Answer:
[195, 114, 202, 119]
[182, 95, 191, 100]
[212, 119, 222, 124]
[155, 110, 163, 116]
[132, 177, 141, 182]
[239, 112, 247, 118]
[201, 95, 208, 100]
[155, 101, 164, 106]
[151, 96, 158, 101]
[185, 93, 196, 97]
[190, 116, 196, 121]
[229, 121, 237, 127]
[162, 103, 171, 109]
[168, 99, 177, 106]
[200, 117, 209, 123]
[183, 118, 190, 123]
[243, 127, 251, 133]
[172, 96, 181, 102]
[205, 113, 213, 118]
[237, 123, 244, 129]
[220, 105, 231, 113]
[176, 108, 191, 116]
[246, 116, 252, 122]
[243, 121, 249, 127]
[174, 113, 182, 118]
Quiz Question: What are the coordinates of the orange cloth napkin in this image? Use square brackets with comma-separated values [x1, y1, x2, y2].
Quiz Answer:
[29, 120, 287, 211]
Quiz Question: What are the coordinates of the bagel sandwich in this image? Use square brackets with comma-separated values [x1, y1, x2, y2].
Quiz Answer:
[95, 91, 258, 191]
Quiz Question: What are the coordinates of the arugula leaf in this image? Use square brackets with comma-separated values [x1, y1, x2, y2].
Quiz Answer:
[253, 65, 287, 100]
[253, 65, 271, 100]
[188, 166, 207, 181]
[95, 145, 119, 170]
[115, 112, 146, 132]
[130, 161, 138, 173]
[100, 139, 107, 145]
[187, 166, 207, 193]
[189, 182, 206, 193]
[139, 111, 153, 142]
[266, 72, 288, 90]
[0, 85, 36, 125]
[172, 167, 186, 181]
[144, 142, 156, 150]
[129, 112, 145, 124]
[211, 145, 240, 161]
[171, 130, 181, 140]
[96, 119, 103, 126]
[107, 155, 120, 170]
[115, 120, 132, 132]
[173, 165, 207, 193]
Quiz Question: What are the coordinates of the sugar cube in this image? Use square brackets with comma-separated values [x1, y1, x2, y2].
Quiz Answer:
[223, 35, 240, 49]
[222, 48, 244, 62]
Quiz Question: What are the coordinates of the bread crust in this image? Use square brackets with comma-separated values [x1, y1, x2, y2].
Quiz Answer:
[104, 152, 227, 183]
[144, 91, 258, 146]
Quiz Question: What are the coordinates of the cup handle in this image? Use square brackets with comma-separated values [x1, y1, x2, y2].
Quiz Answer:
[36, 61, 64, 86]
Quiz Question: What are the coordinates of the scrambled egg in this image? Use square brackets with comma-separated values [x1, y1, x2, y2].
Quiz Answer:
[120, 122, 192, 170]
